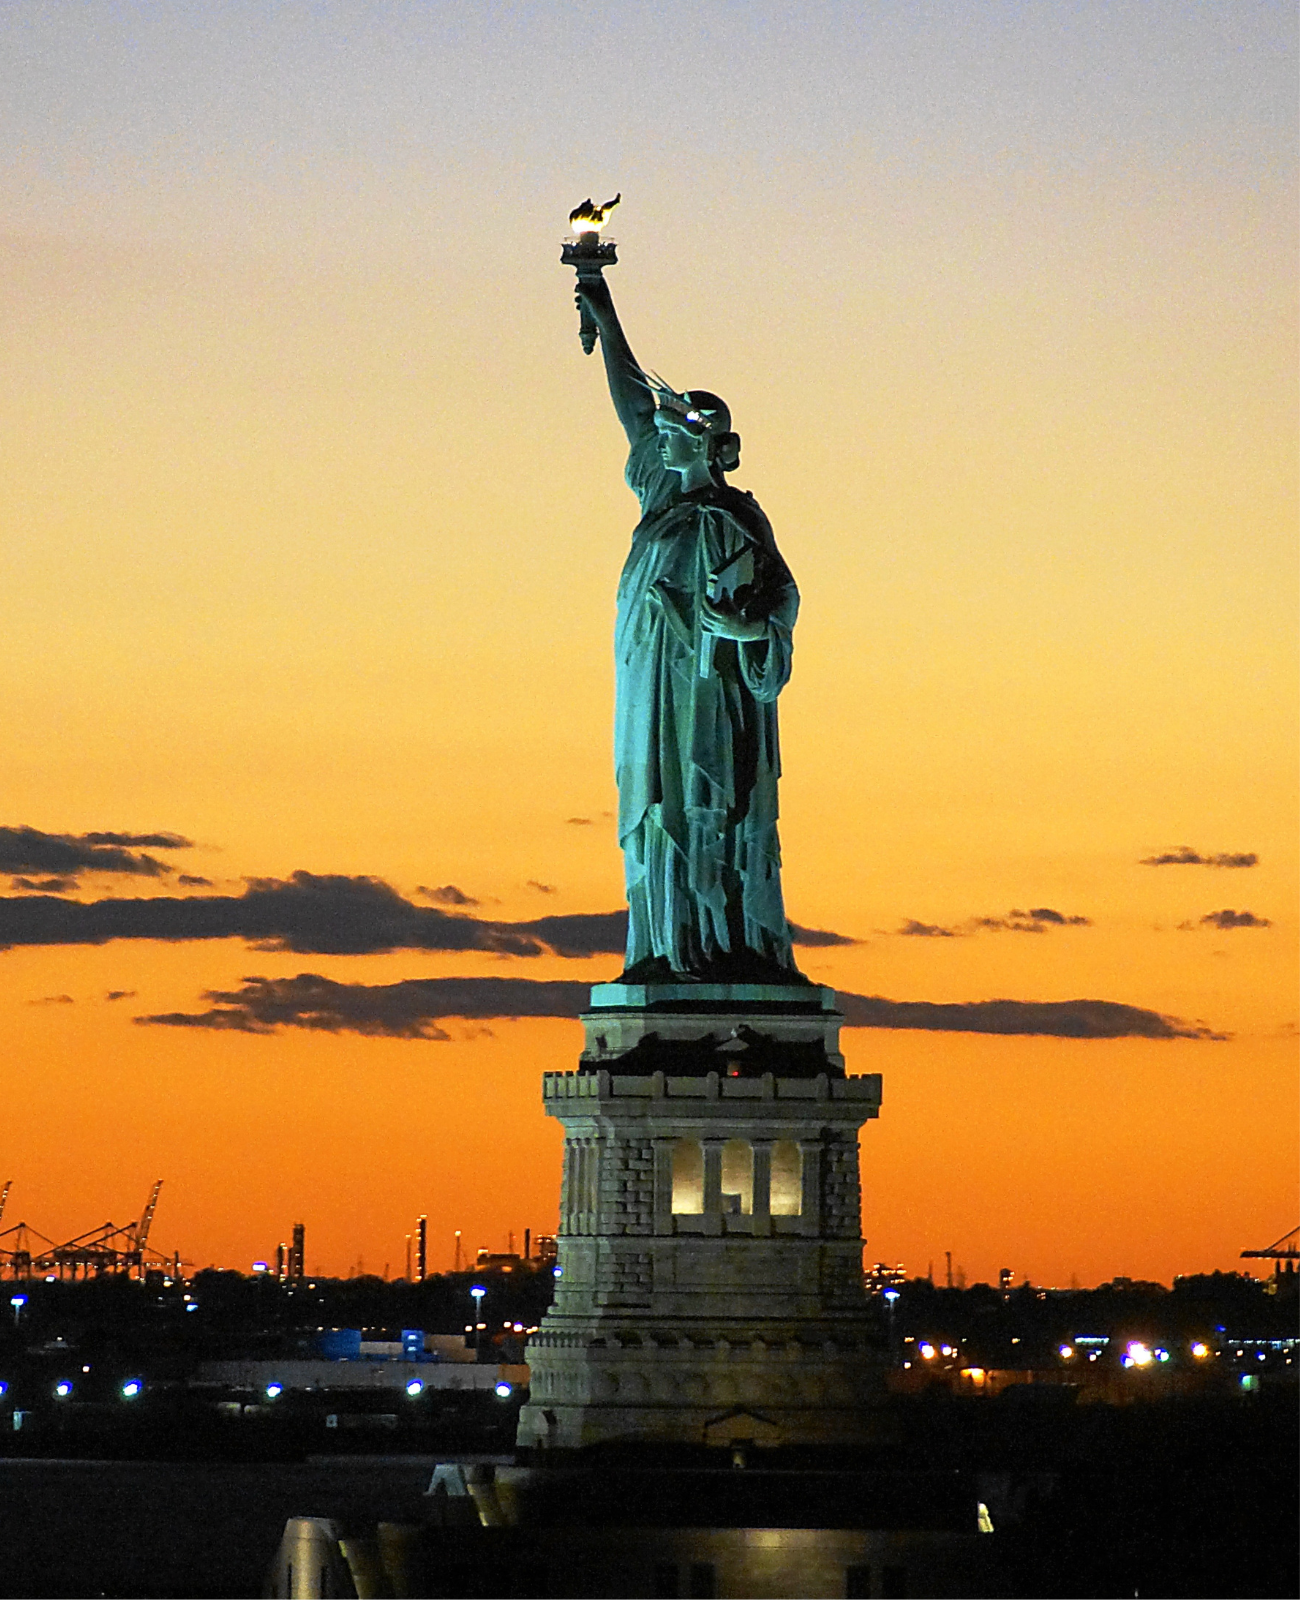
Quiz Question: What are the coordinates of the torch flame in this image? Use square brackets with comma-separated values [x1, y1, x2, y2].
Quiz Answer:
[569, 193, 621, 235]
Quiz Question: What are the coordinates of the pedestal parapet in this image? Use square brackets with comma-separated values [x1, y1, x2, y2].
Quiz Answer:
[518, 986, 884, 1452]
[581, 982, 845, 1077]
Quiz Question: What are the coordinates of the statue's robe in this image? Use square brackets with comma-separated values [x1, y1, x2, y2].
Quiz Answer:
[615, 426, 800, 979]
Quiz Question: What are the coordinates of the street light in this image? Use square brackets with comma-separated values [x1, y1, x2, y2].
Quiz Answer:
[470, 1284, 486, 1353]
[10, 1294, 26, 1326]
[883, 1289, 900, 1363]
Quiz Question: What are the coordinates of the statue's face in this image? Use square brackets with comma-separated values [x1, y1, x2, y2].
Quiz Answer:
[653, 411, 709, 475]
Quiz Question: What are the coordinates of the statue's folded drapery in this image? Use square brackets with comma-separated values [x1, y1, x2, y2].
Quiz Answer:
[615, 426, 800, 979]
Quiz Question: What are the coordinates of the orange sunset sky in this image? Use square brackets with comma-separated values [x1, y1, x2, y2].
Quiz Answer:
[1, 2, 1295, 1287]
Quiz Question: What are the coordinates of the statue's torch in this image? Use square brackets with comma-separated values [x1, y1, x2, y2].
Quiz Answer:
[562, 194, 620, 354]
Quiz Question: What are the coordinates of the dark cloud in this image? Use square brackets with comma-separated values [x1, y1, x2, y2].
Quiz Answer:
[417, 885, 479, 907]
[29, 993, 74, 1006]
[10, 876, 78, 894]
[0, 877, 878, 963]
[105, 990, 137, 1001]
[512, 909, 857, 958]
[0, 825, 179, 878]
[136, 974, 590, 1039]
[527, 880, 558, 895]
[1140, 847, 1259, 868]
[177, 874, 213, 888]
[1199, 909, 1271, 930]
[82, 831, 193, 850]
[0, 872, 546, 957]
[565, 817, 594, 826]
[975, 909, 1092, 933]
[514, 910, 627, 957]
[141, 1007, 268, 1034]
[787, 922, 858, 948]
[1026, 907, 1091, 926]
[136, 974, 1219, 1042]
[898, 909, 1090, 937]
[836, 994, 1220, 1040]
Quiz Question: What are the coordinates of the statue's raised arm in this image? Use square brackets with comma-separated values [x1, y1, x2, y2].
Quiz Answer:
[576, 276, 655, 446]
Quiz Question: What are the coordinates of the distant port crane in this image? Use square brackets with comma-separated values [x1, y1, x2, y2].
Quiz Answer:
[134, 1179, 163, 1256]
[0, 1180, 177, 1281]
[1240, 1225, 1299, 1276]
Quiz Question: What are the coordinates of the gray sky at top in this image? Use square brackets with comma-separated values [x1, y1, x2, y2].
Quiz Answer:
[1, 1, 1293, 255]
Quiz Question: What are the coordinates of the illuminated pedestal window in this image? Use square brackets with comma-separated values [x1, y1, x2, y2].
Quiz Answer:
[671, 1139, 703, 1214]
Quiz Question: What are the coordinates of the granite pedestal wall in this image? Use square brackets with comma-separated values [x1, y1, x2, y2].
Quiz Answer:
[517, 985, 883, 1451]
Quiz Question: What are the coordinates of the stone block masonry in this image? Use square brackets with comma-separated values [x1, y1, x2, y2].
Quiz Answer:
[517, 992, 885, 1451]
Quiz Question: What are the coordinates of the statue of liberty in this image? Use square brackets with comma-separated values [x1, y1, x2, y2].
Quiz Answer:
[575, 272, 804, 985]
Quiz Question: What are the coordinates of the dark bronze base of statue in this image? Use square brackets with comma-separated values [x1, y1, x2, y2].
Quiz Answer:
[617, 952, 812, 988]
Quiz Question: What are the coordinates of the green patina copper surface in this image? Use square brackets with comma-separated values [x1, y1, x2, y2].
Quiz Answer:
[572, 263, 803, 985]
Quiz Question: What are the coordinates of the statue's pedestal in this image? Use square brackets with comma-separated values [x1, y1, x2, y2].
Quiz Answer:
[517, 985, 884, 1452]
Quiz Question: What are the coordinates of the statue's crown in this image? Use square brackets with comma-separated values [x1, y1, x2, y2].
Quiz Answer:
[639, 371, 731, 436]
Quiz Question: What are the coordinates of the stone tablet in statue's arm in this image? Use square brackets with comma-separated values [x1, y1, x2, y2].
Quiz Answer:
[702, 494, 799, 703]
